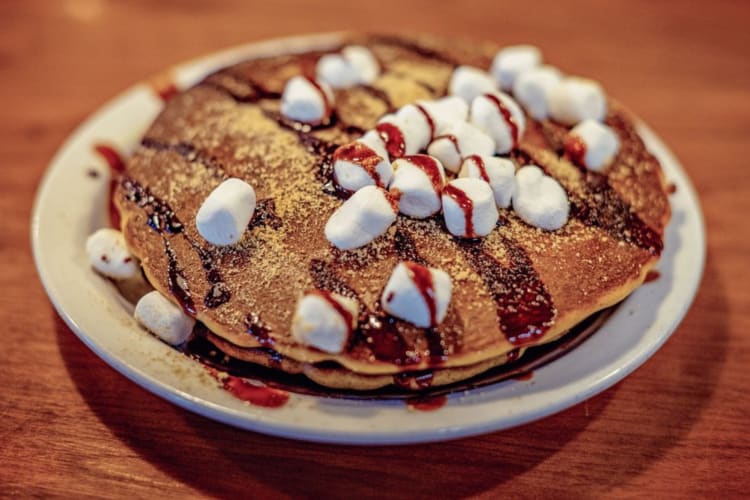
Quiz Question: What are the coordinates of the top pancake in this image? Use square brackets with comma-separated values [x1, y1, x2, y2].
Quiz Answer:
[116, 34, 671, 376]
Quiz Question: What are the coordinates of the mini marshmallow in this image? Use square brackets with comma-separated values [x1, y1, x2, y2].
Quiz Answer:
[377, 105, 432, 155]
[442, 178, 499, 238]
[316, 46, 380, 89]
[381, 262, 452, 328]
[490, 45, 542, 91]
[417, 96, 469, 134]
[280, 75, 333, 124]
[325, 185, 397, 250]
[459, 155, 516, 208]
[449, 66, 498, 103]
[548, 77, 607, 125]
[512, 65, 563, 120]
[512, 165, 569, 231]
[341, 45, 380, 84]
[196, 178, 256, 246]
[134, 291, 195, 346]
[565, 119, 620, 171]
[389, 155, 446, 218]
[291, 291, 359, 354]
[85, 228, 138, 280]
[470, 92, 526, 154]
[333, 134, 392, 191]
[427, 121, 495, 173]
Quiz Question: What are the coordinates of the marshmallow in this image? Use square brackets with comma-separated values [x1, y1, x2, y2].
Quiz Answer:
[280, 75, 334, 125]
[291, 291, 359, 353]
[565, 119, 620, 171]
[134, 291, 196, 346]
[442, 178, 499, 238]
[512, 65, 563, 120]
[427, 121, 495, 173]
[470, 92, 526, 154]
[316, 45, 380, 89]
[389, 155, 446, 218]
[491, 45, 542, 90]
[417, 96, 469, 135]
[85, 228, 138, 280]
[449, 66, 498, 103]
[341, 45, 380, 84]
[377, 105, 432, 156]
[333, 134, 392, 191]
[381, 262, 452, 328]
[548, 77, 607, 125]
[196, 178, 256, 246]
[325, 185, 397, 250]
[459, 155, 516, 208]
[512, 165, 569, 231]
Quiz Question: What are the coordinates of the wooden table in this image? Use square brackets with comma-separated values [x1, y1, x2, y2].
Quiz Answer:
[2, 1, 748, 497]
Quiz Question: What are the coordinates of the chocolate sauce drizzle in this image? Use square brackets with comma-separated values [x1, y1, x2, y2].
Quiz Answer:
[202, 72, 282, 103]
[164, 238, 195, 315]
[140, 138, 225, 178]
[369, 35, 461, 67]
[245, 312, 273, 346]
[249, 199, 283, 230]
[458, 238, 556, 345]
[121, 177, 184, 234]
[358, 84, 395, 112]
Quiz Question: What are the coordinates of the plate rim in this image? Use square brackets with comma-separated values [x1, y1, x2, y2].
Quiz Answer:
[31, 33, 707, 445]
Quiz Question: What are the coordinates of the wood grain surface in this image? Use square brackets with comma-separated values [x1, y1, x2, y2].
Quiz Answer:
[2, 0, 749, 497]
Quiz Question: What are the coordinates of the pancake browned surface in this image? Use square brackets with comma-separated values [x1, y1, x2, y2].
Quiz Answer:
[115, 34, 670, 390]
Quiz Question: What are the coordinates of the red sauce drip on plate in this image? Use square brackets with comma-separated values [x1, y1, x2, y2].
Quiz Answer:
[415, 104, 436, 141]
[406, 395, 447, 411]
[644, 270, 661, 283]
[156, 82, 179, 103]
[404, 154, 444, 193]
[513, 371, 534, 381]
[375, 122, 406, 159]
[402, 261, 437, 327]
[333, 142, 384, 187]
[563, 134, 587, 169]
[667, 183, 677, 194]
[483, 93, 519, 147]
[208, 369, 288, 408]
[466, 154, 490, 182]
[443, 184, 475, 237]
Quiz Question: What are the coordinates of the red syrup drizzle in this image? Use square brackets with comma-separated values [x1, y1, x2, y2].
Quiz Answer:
[443, 184, 475, 237]
[406, 395, 447, 412]
[404, 154, 444, 193]
[513, 371, 534, 381]
[244, 312, 274, 347]
[332, 142, 384, 187]
[434, 134, 461, 157]
[483, 93, 519, 147]
[376, 122, 406, 160]
[667, 183, 677, 195]
[312, 290, 354, 336]
[93, 143, 126, 229]
[305, 76, 333, 124]
[402, 261, 438, 327]
[459, 239, 556, 346]
[206, 368, 289, 408]
[466, 154, 490, 182]
[154, 82, 179, 103]
[644, 270, 661, 283]
[415, 104, 436, 141]
[563, 134, 587, 169]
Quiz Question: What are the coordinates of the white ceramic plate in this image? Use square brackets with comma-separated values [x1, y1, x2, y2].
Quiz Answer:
[32, 33, 706, 445]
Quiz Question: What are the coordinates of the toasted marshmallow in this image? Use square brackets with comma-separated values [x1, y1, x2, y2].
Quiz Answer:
[341, 45, 380, 84]
[333, 136, 392, 191]
[513, 165, 569, 231]
[389, 155, 446, 218]
[316, 45, 380, 89]
[449, 66, 498, 103]
[470, 92, 526, 154]
[459, 155, 516, 208]
[417, 96, 469, 134]
[381, 262, 452, 328]
[291, 291, 359, 353]
[427, 121, 495, 173]
[565, 119, 620, 171]
[442, 178, 499, 238]
[280, 75, 333, 124]
[377, 105, 432, 156]
[548, 77, 607, 125]
[85, 228, 138, 280]
[512, 65, 563, 120]
[196, 178, 256, 246]
[134, 291, 195, 346]
[491, 45, 542, 90]
[325, 185, 397, 250]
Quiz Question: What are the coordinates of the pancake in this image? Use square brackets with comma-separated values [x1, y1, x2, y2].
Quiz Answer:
[114, 34, 670, 391]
